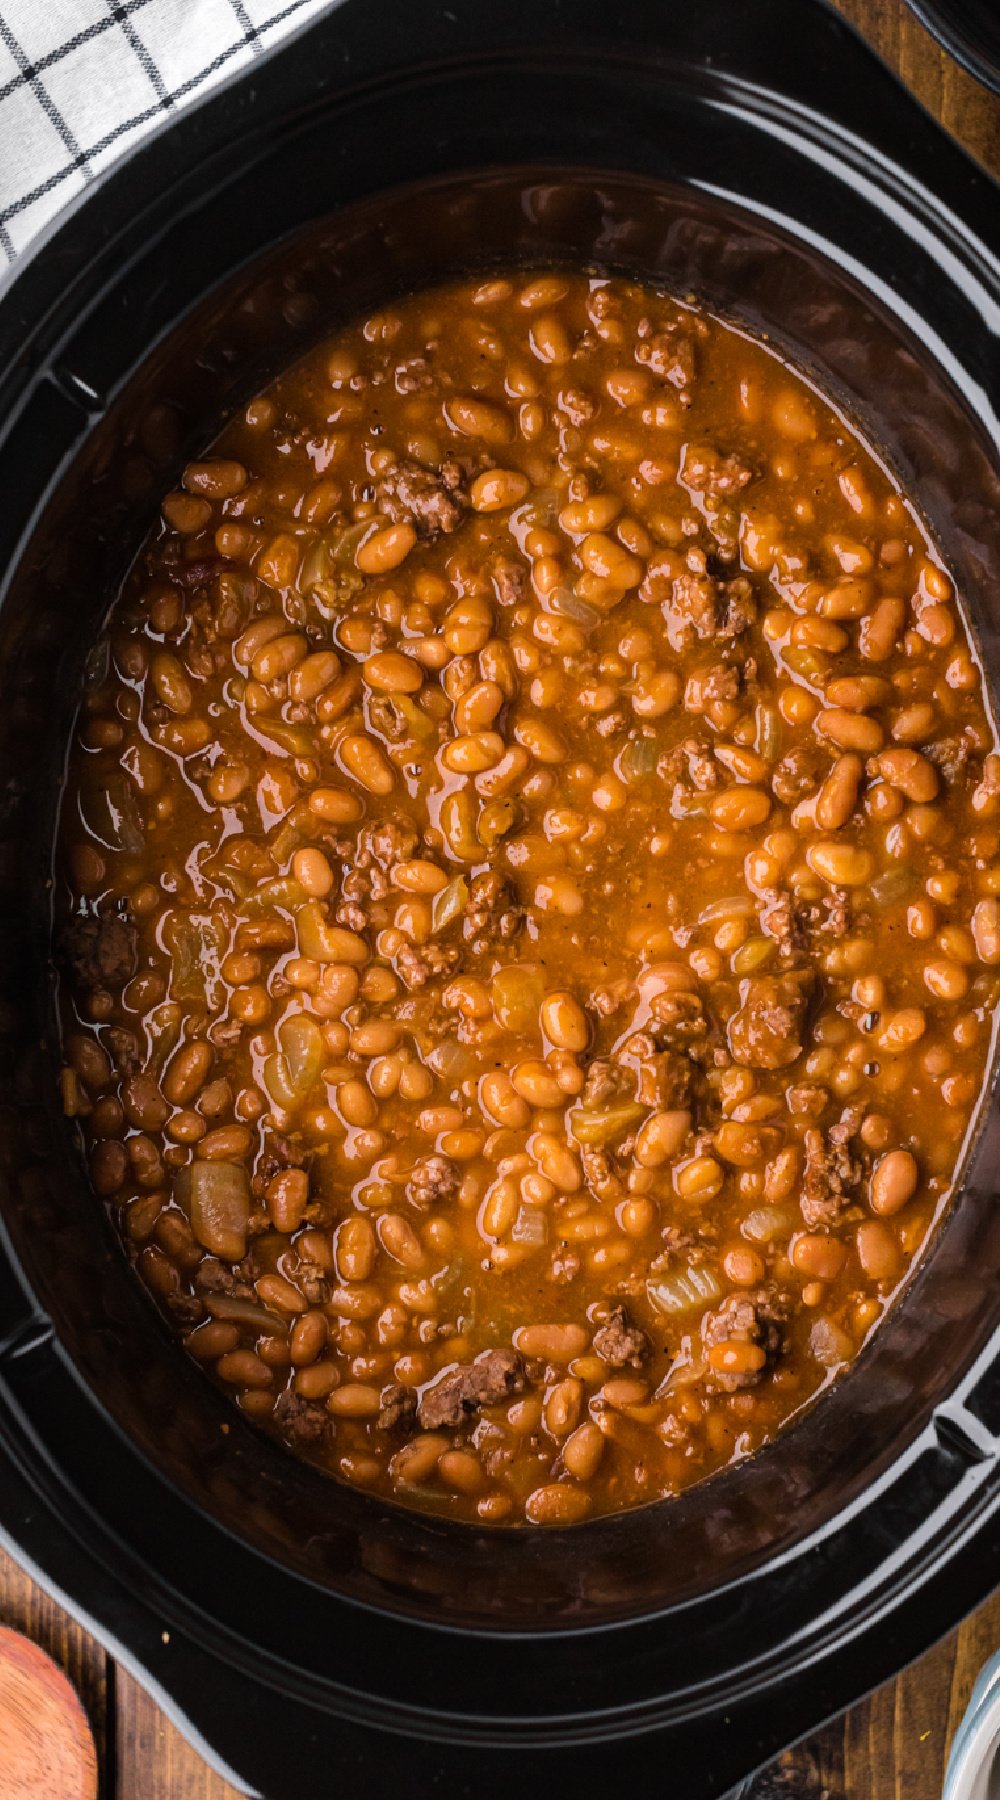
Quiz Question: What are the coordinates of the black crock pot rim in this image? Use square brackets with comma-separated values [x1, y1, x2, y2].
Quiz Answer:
[1, 0, 1000, 1794]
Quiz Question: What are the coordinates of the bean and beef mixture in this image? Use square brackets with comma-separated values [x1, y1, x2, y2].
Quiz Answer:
[56, 271, 1000, 1526]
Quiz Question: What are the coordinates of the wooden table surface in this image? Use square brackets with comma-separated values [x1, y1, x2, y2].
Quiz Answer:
[2, 3, 999, 1796]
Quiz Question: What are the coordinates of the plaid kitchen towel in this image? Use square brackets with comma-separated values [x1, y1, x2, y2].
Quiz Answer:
[0, 0, 336, 265]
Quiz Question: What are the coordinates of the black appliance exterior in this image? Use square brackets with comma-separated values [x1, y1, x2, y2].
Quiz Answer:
[0, 2, 998, 1795]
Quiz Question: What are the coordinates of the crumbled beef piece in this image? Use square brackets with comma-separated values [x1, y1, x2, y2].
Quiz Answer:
[762, 887, 849, 955]
[336, 899, 370, 933]
[394, 356, 434, 395]
[210, 1018, 244, 1049]
[558, 387, 594, 425]
[648, 987, 709, 1049]
[492, 556, 528, 606]
[593, 1304, 651, 1369]
[463, 871, 521, 953]
[548, 1247, 582, 1284]
[926, 733, 972, 782]
[174, 559, 222, 590]
[760, 890, 807, 958]
[445, 655, 477, 700]
[680, 442, 755, 497]
[295, 1261, 330, 1306]
[590, 979, 635, 1017]
[700, 662, 740, 703]
[168, 1290, 204, 1325]
[255, 1133, 306, 1190]
[772, 744, 828, 806]
[377, 458, 467, 538]
[657, 736, 719, 791]
[635, 1048, 692, 1109]
[657, 1226, 698, 1257]
[800, 1112, 863, 1228]
[728, 971, 813, 1071]
[417, 1348, 526, 1429]
[60, 912, 138, 991]
[274, 1389, 330, 1445]
[636, 331, 696, 389]
[717, 576, 756, 636]
[377, 1383, 418, 1432]
[822, 889, 850, 938]
[408, 1153, 460, 1209]
[594, 708, 628, 739]
[787, 1083, 829, 1118]
[395, 940, 461, 991]
[104, 1025, 142, 1074]
[361, 817, 419, 872]
[581, 1058, 634, 1107]
[702, 1289, 786, 1391]
[665, 571, 720, 645]
[367, 695, 409, 743]
[581, 1146, 627, 1204]
[195, 1257, 256, 1301]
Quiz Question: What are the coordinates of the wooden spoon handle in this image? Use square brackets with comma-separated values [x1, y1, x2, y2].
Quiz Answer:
[0, 1624, 98, 1799]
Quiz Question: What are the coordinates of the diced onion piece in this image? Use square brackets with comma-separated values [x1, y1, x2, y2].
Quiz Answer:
[177, 1162, 250, 1261]
[756, 704, 782, 763]
[205, 1293, 281, 1331]
[263, 1054, 297, 1111]
[810, 1316, 855, 1368]
[278, 1013, 325, 1095]
[742, 1205, 793, 1244]
[570, 1101, 646, 1147]
[646, 1264, 722, 1317]
[81, 770, 145, 854]
[491, 964, 545, 1033]
[619, 735, 658, 782]
[512, 1206, 548, 1245]
[427, 1039, 478, 1082]
[243, 876, 308, 915]
[698, 894, 756, 924]
[870, 866, 914, 906]
[395, 696, 438, 744]
[431, 876, 469, 935]
[549, 588, 601, 627]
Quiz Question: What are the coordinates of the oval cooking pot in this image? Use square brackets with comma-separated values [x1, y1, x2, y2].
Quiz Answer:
[0, 2, 999, 1795]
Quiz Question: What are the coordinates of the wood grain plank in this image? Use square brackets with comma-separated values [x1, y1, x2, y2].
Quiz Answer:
[831, 0, 1000, 179]
[0, 1546, 107, 1793]
[115, 1668, 242, 1800]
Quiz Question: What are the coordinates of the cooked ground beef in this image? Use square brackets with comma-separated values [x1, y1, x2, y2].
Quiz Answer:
[408, 1153, 460, 1209]
[60, 912, 137, 990]
[376, 1384, 418, 1432]
[801, 1111, 863, 1228]
[679, 442, 755, 497]
[593, 1304, 651, 1369]
[702, 1290, 786, 1391]
[728, 972, 813, 1071]
[581, 1057, 634, 1107]
[636, 330, 696, 389]
[395, 940, 461, 990]
[417, 1348, 526, 1429]
[462, 871, 522, 953]
[274, 1390, 330, 1445]
[377, 457, 468, 538]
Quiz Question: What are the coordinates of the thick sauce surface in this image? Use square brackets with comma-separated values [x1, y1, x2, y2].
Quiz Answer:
[57, 272, 1000, 1526]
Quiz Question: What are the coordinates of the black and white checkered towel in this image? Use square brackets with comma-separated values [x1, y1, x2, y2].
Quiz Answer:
[0, 0, 336, 266]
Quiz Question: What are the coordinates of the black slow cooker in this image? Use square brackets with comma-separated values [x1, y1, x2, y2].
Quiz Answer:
[0, 2, 999, 1794]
